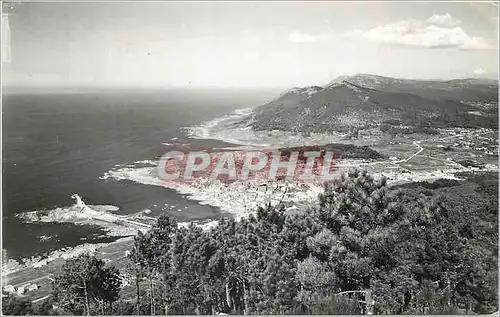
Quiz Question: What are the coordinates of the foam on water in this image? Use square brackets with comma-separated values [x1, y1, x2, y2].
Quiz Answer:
[18, 194, 141, 237]
[184, 108, 262, 145]
[2, 216, 222, 277]
[101, 164, 324, 220]
[100, 155, 499, 224]
[1, 237, 132, 276]
[184, 107, 346, 147]
[134, 160, 157, 165]
[96, 108, 346, 221]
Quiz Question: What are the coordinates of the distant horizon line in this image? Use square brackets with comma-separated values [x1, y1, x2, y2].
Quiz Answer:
[1, 84, 289, 91]
[2, 72, 498, 92]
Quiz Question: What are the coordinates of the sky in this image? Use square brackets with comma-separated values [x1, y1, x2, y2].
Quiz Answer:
[2, 1, 499, 88]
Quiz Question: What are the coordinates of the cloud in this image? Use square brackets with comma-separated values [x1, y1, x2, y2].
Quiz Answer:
[342, 14, 493, 50]
[243, 51, 260, 61]
[427, 13, 461, 27]
[473, 68, 487, 75]
[288, 32, 329, 43]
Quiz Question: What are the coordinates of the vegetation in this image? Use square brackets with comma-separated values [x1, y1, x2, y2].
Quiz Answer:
[1, 295, 35, 316]
[2, 170, 497, 315]
[50, 254, 122, 315]
[1, 295, 64, 316]
[248, 75, 498, 134]
[277, 144, 386, 160]
[379, 124, 439, 136]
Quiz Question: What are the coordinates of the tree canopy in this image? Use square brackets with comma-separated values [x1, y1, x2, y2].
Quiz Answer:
[4, 170, 497, 315]
[51, 254, 122, 315]
[125, 170, 498, 315]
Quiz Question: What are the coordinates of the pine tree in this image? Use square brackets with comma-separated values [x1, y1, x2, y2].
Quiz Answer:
[51, 254, 121, 315]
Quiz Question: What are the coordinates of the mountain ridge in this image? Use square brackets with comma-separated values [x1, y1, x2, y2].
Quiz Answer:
[249, 74, 498, 133]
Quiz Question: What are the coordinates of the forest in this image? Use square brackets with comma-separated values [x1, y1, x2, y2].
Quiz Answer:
[2, 170, 498, 315]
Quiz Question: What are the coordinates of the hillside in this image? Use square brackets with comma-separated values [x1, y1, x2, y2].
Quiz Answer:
[328, 74, 498, 102]
[249, 74, 498, 133]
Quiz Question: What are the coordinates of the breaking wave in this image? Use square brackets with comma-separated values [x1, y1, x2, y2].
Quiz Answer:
[1, 238, 131, 277]
[184, 107, 346, 147]
[100, 162, 324, 221]
[184, 108, 262, 145]
[17, 194, 139, 237]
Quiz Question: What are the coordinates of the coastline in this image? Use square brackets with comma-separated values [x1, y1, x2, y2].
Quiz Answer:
[3, 107, 498, 301]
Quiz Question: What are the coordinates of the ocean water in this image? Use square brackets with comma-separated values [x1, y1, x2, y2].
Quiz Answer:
[2, 88, 278, 260]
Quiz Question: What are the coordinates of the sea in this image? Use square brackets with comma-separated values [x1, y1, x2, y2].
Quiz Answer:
[2, 88, 279, 260]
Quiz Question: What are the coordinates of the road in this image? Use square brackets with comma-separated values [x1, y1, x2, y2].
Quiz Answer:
[3, 128, 495, 303]
[397, 141, 423, 163]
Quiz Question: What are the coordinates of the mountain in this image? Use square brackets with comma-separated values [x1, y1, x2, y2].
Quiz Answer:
[249, 74, 498, 133]
[327, 74, 498, 102]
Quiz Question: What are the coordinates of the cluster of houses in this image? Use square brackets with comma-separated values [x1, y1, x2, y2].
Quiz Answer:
[2, 283, 39, 297]
[440, 128, 497, 156]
